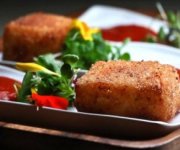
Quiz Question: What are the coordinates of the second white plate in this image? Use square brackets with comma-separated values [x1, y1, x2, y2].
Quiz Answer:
[79, 5, 167, 32]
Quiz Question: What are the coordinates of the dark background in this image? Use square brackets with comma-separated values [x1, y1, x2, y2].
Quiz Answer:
[0, 0, 180, 35]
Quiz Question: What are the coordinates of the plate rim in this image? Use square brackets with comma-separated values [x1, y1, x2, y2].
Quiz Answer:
[0, 42, 180, 126]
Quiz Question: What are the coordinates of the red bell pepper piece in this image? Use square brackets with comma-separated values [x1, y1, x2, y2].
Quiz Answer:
[31, 93, 69, 109]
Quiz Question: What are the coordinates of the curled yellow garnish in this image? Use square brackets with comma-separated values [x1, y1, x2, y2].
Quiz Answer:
[16, 62, 59, 76]
[72, 19, 99, 41]
[31, 88, 37, 94]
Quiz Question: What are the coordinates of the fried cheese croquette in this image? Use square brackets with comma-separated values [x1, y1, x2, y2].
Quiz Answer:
[75, 60, 180, 121]
[3, 12, 72, 62]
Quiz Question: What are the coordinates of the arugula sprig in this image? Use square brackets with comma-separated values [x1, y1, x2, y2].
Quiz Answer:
[62, 29, 130, 69]
[145, 3, 180, 48]
[157, 10, 180, 48]
[17, 54, 79, 103]
[166, 11, 180, 48]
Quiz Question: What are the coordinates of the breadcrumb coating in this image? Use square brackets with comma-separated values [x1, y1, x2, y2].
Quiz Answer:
[3, 12, 72, 61]
[75, 60, 180, 121]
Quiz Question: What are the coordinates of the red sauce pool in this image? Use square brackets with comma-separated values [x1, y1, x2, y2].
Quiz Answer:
[0, 76, 19, 101]
[101, 25, 157, 41]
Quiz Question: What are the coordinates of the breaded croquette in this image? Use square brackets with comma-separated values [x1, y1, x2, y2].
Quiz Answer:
[3, 12, 72, 61]
[75, 60, 180, 121]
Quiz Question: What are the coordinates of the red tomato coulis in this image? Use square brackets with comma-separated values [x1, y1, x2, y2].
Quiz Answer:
[0, 76, 19, 101]
[101, 25, 157, 41]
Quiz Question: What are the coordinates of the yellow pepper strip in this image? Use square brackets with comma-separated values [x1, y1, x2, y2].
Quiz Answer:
[72, 19, 99, 41]
[31, 88, 37, 94]
[16, 62, 60, 76]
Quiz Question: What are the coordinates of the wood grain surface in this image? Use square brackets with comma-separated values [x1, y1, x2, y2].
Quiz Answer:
[0, 121, 179, 149]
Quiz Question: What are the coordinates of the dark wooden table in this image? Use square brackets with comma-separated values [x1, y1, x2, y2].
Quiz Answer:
[0, 3, 180, 149]
[0, 121, 180, 150]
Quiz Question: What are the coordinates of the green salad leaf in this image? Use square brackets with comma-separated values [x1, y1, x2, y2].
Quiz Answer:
[62, 29, 130, 69]
[17, 72, 33, 102]
[146, 3, 180, 48]
[161, 11, 180, 48]
[17, 54, 79, 103]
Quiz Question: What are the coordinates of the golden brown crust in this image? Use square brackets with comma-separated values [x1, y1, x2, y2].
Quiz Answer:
[75, 60, 180, 121]
[3, 12, 72, 61]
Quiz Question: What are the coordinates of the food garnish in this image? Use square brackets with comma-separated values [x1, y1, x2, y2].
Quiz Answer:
[145, 2, 180, 48]
[16, 62, 60, 76]
[72, 19, 99, 41]
[16, 54, 79, 109]
[31, 93, 69, 109]
[62, 19, 130, 69]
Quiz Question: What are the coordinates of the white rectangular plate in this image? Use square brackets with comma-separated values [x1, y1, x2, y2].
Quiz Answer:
[0, 42, 180, 139]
